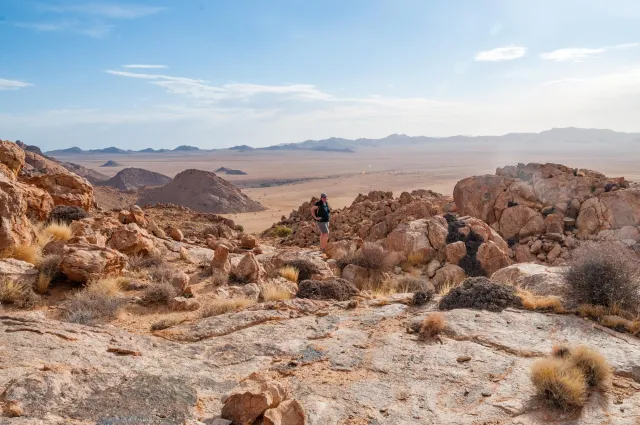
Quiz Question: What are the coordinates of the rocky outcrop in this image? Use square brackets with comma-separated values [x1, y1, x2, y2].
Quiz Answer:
[577, 190, 640, 235]
[491, 262, 568, 298]
[232, 253, 265, 283]
[0, 140, 26, 180]
[0, 258, 38, 286]
[270, 190, 452, 248]
[221, 378, 289, 425]
[0, 174, 37, 251]
[100, 167, 172, 191]
[60, 242, 127, 282]
[20, 149, 95, 210]
[211, 245, 232, 273]
[107, 224, 156, 256]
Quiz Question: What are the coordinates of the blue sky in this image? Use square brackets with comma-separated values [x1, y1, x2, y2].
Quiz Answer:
[1, 0, 640, 150]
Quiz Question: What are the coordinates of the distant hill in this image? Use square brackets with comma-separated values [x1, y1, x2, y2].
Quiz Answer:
[100, 160, 122, 167]
[138, 169, 263, 213]
[215, 167, 248, 175]
[44, 128, 640, 156]
[99, 167, 172, 191]
[61, 162, 109, 184]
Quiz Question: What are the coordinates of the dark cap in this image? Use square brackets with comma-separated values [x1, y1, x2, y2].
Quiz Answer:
[320, 193, 327, 198]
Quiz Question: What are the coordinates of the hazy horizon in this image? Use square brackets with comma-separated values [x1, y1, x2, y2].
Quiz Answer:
[2, 0, 640, 150]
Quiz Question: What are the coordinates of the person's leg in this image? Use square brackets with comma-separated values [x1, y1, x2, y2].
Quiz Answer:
[320, 232, 329, 250]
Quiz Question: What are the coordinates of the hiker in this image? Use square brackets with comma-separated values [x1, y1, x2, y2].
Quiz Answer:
[311, 193, 331, 251]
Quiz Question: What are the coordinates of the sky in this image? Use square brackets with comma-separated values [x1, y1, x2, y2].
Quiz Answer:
[1, 0, 640, 150]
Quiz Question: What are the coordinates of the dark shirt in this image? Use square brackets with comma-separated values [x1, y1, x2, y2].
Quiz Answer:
[314, 200, 331, 222]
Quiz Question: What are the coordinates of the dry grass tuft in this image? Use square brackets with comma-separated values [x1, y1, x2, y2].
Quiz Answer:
[35, 274, 52, 295]
[150, 316, 182, 331]
[531, 357, 587, 409]
[0, 278, 39, 308]
[577, 304, 607, 319]
[200, 297, 255, 318]
[0, 243, 43, 266]
[42, 221, 73, 242]
[63, 289, 126, 324]
[568, 345, 612, 389]
[142, 282, 178, 305]
[210, 269, 229, 286]
[262, 285, 293, 301]
[518, 290, 565, 313]
[438, 278, 459, 297]
[127, 250, 166, 271]
[86, 277, 124, 296]
[179, 247, 192, 263]
[274, 226, 293, 237]
[551, 344, 572, 359]
[419, 312, 446, 341]
[337, 243, 392, 271]
[278, 266, 299, 283]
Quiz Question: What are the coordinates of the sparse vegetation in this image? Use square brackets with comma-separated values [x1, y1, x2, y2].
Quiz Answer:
[0, 242, 42, 266]
[419, 313, 446, 340]
[42, 221, 73, 241]
[150, 316, 182, 331]
[127, 250, 166, 271]
[407, 251, 428, 266]
[200, 297, 255, 318]
[564, 242, 640, 315]
[336, 243, 392, 271]
[273, 226, 292, 238]
[261, 285, 293, 301]
[0, 278, 39, 308]
[278, 265, 299, 283]
[531, 357, 587, 409]
[531, 345, 611, 410]
[518, 290, 565, 313]
[34, 254, 62, 294]
[397, 276, 432, 293]
[149, 264, 176, 284]
[210, 269, 229, 286]
[63, 289, 126, 324]
[142, 282, 178, 305]
[439, 277, 522, 312]
[412, 290, 433, 306]
[48, 205, 89, 224]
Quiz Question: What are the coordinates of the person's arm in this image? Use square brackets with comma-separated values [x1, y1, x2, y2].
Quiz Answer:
[310, 205, 320, 220]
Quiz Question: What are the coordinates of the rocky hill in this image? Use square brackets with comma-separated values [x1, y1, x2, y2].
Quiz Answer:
[2, 138, 640, 424]
[138, 169, 264, 213]
[100, 160, 122, 167]
[216, 166, 248, 175]
[100, 167, 172, 191]
[61, 162, 110, 184]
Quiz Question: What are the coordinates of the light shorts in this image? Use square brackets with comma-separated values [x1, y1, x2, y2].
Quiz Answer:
[316, 221, 329, 234]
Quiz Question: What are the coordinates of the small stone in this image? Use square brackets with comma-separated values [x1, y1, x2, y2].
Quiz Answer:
[481, 392, 491, 397]
[169, 227, 184, 241]
[457, 356, 471, 363]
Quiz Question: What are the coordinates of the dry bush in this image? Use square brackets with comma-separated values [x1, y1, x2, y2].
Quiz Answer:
[150, 316, 182, 331]
[48, 205, 88, 224]
[518, 290, 565, 313]
[337, 244, 392, 271]
[42, 221, 73, 242]
[551, 344, 572, 359]
[419, 313, 446, 340]
[564, 242, 640, 315]
[149, 264, 176, 284]
[142, 282, 178, 305]
[568, 345, 612, 389]
[397, 276, 432, 293]
[34, 274, 52, 295]
[438, 278, 459, 297]
[34, 254, 62, 295]
[0, 243, 42, 266]
[531, 357, 587, 409]
[127, 250, 166, 271]
[87, 277, 130, 296]
[200, 297, 255, 318]
[577, 304, 607, 319]
[262, 285, 293, 301]
[63, 290, 126, 324]
[0, 278, 39, 308]
[279, 266, 299, 283]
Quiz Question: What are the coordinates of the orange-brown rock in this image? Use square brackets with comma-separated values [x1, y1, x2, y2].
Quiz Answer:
[60, 242, 127, 282]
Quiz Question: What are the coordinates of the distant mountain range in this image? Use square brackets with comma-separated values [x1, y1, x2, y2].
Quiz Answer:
[44, 128, 640, 156]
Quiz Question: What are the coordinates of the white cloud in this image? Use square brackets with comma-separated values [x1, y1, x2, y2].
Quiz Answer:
[0, 78, 33, 90]
[44, 3, 165, 19]
[541, 43, 640, 61]
[12, 20, 113, 38]
[122, 64, 168, 69]
[474, 45, 526, 61]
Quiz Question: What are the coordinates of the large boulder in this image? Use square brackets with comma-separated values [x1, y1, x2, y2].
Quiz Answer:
[577, 190, 640, 234]
[0, 174, 36, 251]
[211, 245, 231, 273]
[497, 205, 545, 239]
[107, 224, 155, 256]
[20, 184, 54, 221]
[491, 262, 568, 298]
[0, 258, 38, 286]
[476, 241, 512, 276]
[432, 264, 466, 290]
[0, 140, 25, 180]
[453, 175, 510, 224]
[232, 253, 265, 283]
[272, 253, 333, 281]
[20, 150, 95, 210]
[221, 379, 287, 425]
[383, 219, 431, 255]
[60, 242, 127, 282]
[297, 278, 359, 301]
[264, 399, 306, 425]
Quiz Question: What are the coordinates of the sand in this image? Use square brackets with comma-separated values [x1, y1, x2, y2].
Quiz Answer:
[57, 144, 640, 234]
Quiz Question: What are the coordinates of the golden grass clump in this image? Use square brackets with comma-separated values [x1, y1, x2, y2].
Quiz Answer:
[568, 345, 611, 390]
[200, 297, 255, 318]
[0, 278, 39, 308]
[518, 290, 565, 313]
[278, 266, 299, 283]
[262, 285, 293, 301]
[531, 345, 611, 409]
[42, 221, 73, 242]
[0, 243, 42, 266]
[531, 357, 588, 409]
[86, 277, 124, 296]
[419, 312, 446, 341]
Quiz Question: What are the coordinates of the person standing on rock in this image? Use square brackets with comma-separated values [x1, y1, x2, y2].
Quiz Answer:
[311, 193, 331, 252]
